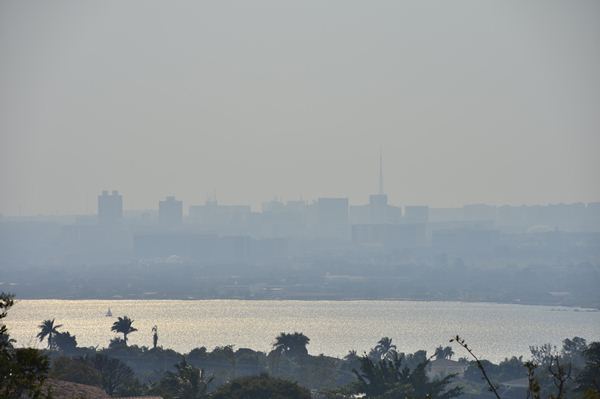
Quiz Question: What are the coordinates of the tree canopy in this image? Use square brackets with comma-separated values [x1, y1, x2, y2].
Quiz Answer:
[1, 292, 51, 398]
[272, 332, 310, 358]
[111, 316, 138, 345]
[37, 318, 63, 349]
[352, 352, 462, 399]
[212, 374, 311, 399]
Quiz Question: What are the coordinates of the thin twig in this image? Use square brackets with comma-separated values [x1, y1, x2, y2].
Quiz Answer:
[450, 335, 501, 399]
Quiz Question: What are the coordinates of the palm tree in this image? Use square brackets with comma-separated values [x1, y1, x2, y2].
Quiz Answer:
[372, 337, 397, 360]
[36, 319, 63, 349]
[435, 345, 455, 360]
[434, 345, 445, 360]
[353, 353, 463, 398]
[159, 357, 213, 399]
[345, 349, 359, 361]
[273, 332, 310, 358]
[54, 331, 77, 352]
[0, 293, 16, 350]
[443, 346, 455, 360]
[111, 316, 137, 345]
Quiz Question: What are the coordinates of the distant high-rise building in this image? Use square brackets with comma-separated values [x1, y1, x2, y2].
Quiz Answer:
[256, 200, 309, 238]
[369, 194, 389, 224]
[367, 152, 401, 224]
[188, 200, 252, 234]
[370, 151, 388, 223]
[316, 197, 349, 239]
[317, 198, 348, 225]
[159, 196, 183, 226]
[98, 190, 123, 224]
[404, 205, 429, 224]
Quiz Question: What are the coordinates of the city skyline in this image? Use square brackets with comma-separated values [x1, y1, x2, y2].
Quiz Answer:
[3, 185, 600, 217]
[3, 149, 600, 217]
[2, 1, 600, 216]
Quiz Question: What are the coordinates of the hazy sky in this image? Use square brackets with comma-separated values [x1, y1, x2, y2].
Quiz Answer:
[1, 1, 599, 215]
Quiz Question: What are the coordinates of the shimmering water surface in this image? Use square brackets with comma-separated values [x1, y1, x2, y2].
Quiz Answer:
[6, 300, 600, 362]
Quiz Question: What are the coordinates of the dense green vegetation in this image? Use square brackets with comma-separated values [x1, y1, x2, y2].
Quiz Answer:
[212, 374, 311, 399]
[1, 293, 51, 398]
[1, 292, 599, 398]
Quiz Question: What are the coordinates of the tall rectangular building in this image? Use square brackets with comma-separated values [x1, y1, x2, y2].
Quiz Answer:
[98, 190, 123, 224]
[159, 196, 183, 226]
[369, 194, 388, 224]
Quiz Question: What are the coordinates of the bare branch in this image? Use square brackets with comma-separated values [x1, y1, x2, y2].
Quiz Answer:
[450, 335, 501, 399]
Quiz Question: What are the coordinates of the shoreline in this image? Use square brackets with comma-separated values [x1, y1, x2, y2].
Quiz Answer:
[10, 296, 600, 311]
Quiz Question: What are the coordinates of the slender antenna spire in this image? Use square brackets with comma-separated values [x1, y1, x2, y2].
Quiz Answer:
[379, 149, 384, 195]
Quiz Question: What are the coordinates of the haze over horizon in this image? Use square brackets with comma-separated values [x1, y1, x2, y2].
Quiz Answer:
[2, 0, 599, 216]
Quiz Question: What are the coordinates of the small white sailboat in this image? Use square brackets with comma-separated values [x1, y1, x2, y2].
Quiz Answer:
[105, 308, 112, 317]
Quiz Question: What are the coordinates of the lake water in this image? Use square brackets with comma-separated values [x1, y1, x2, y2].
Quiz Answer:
[5, 300, 600, 362]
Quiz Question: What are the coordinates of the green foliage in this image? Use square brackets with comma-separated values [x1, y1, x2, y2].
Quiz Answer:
[202, 345, 237, 382]
[111, 316, 138, 345]
[109, 336, 128, 349]
[37, 319, 63, 349]
[91, 353, 142, 396]
[300, 354, 339, 390]
[1, 292, 51, 399]
[459, 335, 599, 399]
[54, 331, 78, 353]
[352, 352, 462, 399]
[529, 343, 558, 368]
[464, 356, 527, 384]
[434, 345, 455, 360]
[188, 346, 208, 360]
[463, 354, 526, 388]
[1, 348, 50, 398]
[50, 352, 142, 395]
[525, 360, 541, 399]
[403, 349, 428, 371]
[211, 373, 311, 399]
[235, 347, 268, 372]
[527, 342, 574, 399]
[341, 350, 362, 373]
[272, 332, 310, 358]
[0, 292, 14, 318]
[0, 292, 16, 350]
[49, 356, 102, 387]
[496, 356, 526, 381]
[102, 343, 182, 383]
[151, 356, 213, 399]
[575, 342, 600, 396]
[369, 337, 398, 361]
[562, 337, 587, 357]
[4, 302, 599, 399]
[562, 336, 587, 370]
[464, 359, 497, 382]
[210, 345, 236, 364]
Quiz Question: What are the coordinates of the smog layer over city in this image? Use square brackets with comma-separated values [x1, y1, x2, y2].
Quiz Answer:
[1, 1, 599, 399]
